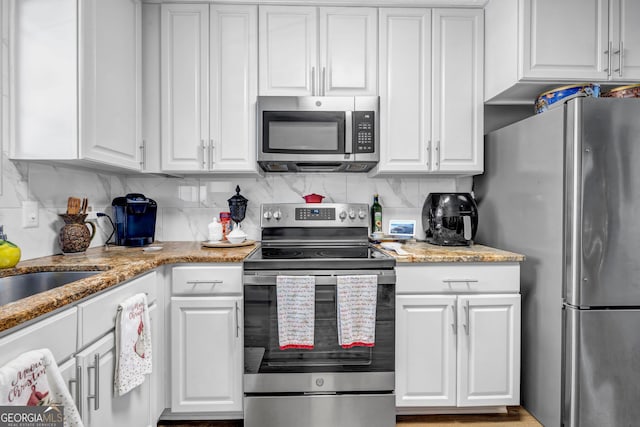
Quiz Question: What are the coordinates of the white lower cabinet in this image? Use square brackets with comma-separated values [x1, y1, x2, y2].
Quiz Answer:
[395, 264, 521, 412]
[169, 265, 243, 415]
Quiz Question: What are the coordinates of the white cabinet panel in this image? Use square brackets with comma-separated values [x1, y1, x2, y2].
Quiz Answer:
[210, 5, 258, 172]
[161, 3, 209, 172]
[432, 8, 483, 173]
[457, 295, 521, 407]
[377, 8, 432, 172]
[259, 6, 317, 96]
[522, 0, 608, 80]
[170, 297, 242, 413]
[613, 0, 640, 80]
[319, 7, 377, 95]
[396, 295, 456, 407]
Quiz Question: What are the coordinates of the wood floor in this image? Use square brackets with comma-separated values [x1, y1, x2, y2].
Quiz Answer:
[158, 406, 542, 427]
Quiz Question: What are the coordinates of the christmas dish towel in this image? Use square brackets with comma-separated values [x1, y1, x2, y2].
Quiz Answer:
[337, 275, 378, 349]
[114, 292, 152, 396]
[277, 275, 315, 350]
[0, 348, 84, 427]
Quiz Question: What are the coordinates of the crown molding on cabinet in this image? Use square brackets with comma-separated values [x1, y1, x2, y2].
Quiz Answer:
[142, 0, 487, 7]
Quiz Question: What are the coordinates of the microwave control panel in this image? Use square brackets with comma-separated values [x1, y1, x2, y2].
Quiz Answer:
[353, 111, 375, 153]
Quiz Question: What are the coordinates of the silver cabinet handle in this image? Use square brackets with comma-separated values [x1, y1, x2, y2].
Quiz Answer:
[322, 67, 326, 96]
[87, 354, 100, 411]
[450, 304, 457, 334]
[463, 300, 470, 335]
[235, 301, 240, 338]
[434, 140, 440, 170]
[139, 140, 146, 170]
[345, 111, 353, 154]
[209, 139, 215, 169]
[200, 140, 206, 169]
[605, 41, 612, 76]
[442, 279, 479, 285]
[68, 365, 82, 418]
[615, 41, 623, 77]
[426, 140, 432, 169]
[186, 279, 223, 285]
[311, 66, 316, 96]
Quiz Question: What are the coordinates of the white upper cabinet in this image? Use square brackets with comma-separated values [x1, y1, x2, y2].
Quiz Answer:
[259, 6, 377, 96]
[485, 0, 640, 103]
[160, 3, 258, 173]
[432, 9, 483, 173]
[376, 8, 483, 174]
[377, 8, 432, 173]
[11, 0, 142, 171]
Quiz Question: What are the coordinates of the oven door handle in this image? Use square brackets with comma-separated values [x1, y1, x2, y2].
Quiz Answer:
[243, 273, 396, 286]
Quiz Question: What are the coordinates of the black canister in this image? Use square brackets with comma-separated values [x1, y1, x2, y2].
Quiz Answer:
[422, 193, 478, 246]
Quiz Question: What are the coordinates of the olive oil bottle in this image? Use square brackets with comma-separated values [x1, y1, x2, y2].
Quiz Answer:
[371, 194, 383, 233]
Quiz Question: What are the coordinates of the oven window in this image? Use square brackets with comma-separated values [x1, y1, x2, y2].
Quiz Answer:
[244, 283, 394, 374]
[263, 111, 345, 154]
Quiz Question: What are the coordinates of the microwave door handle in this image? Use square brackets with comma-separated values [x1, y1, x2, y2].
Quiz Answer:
[345, 111, 353, 154]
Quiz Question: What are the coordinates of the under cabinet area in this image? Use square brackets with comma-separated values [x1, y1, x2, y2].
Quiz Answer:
[395, 263, 521, 413]
[11, 0, 143, 171]
[258, 5, 377, 96]
[169, 265, 243, 415]
[159, 3, 258, 173]
[376, 8, 483, 174]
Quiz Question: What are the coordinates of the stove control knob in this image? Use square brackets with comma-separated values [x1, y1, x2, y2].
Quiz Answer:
[348, 209, 356, 219]
[358, 209, 366, 219]
[339, 210, 347, 220]
[273, 210, 282, 221]
[263, 210, 273, 220]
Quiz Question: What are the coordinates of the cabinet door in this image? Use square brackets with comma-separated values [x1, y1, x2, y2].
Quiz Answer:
[396, 294, 457, 407]
[612, 0, 640, 80]
[522, 0, 609, 80]
[171, 297, 242, 413]
[79, 0, 142, 170]
[259, 6, 317, 96]
[432, 9, 483, 173]
[161, 4, 209, 172]
[457, 294, 521, 407]
[319, 7, 377, 96]
[210, 5, 258, 172]
[77, 332, 150, 427]
[377, 8, 432, 173]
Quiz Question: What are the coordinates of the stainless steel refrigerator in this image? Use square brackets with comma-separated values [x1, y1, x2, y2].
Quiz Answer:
[475, 97, 640, 427]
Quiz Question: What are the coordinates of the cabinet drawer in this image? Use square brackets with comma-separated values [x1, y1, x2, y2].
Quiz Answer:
[172, 265, 242, 295]
[0, 308, 77, 366]
[78, 271, 157, 349]
[396, 263, 520, 294]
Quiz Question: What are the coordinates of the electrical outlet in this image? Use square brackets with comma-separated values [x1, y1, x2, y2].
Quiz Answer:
[22, 201, 39, 228]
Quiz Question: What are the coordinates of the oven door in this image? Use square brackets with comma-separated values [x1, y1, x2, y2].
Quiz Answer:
[243, 270, 395, 393]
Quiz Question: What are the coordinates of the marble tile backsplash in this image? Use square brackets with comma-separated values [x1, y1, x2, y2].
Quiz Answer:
[0, 153, 472, 260]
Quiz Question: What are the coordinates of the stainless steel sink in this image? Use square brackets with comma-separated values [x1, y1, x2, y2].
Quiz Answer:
[0, 270, 102, 306]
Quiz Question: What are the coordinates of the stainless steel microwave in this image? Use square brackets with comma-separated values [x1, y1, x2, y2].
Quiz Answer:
[257, 96, 379, 172]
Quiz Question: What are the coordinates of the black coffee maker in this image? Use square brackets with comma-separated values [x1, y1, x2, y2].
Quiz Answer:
[422, 193, 478, 246]
[112, 193, 157, 246]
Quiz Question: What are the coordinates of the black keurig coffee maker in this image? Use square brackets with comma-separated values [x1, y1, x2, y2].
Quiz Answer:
[422, 193, 478, 246]
[112, 193, 157, 246]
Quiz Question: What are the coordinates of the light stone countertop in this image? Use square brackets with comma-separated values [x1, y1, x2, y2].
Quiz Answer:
[375, 241, 525, 263]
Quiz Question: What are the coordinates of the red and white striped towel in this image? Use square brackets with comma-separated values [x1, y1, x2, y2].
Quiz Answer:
[277, 275, 315, 350]
[337, 275, 378, 349]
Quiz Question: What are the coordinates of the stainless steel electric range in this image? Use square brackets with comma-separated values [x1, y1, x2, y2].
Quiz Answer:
[243, 203, 396, 427]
